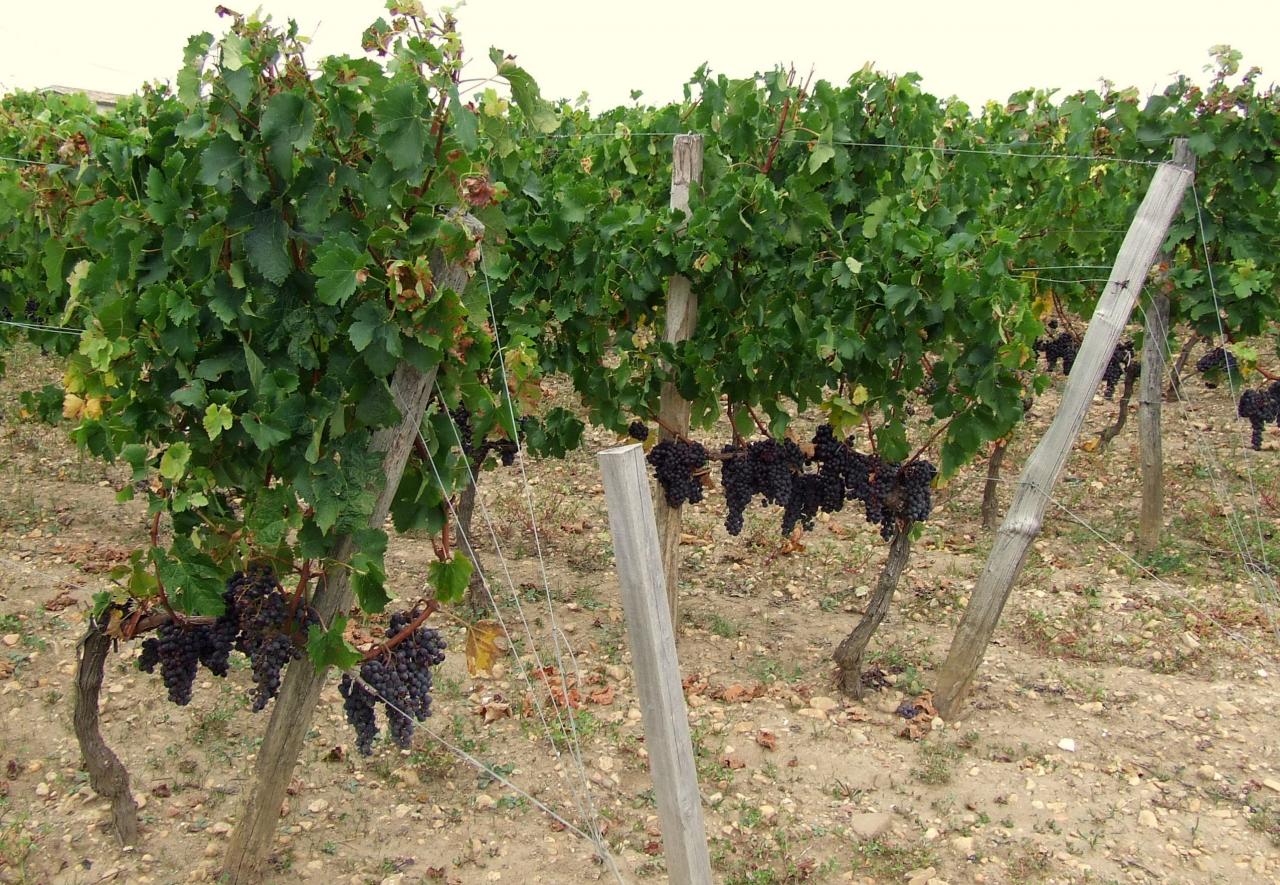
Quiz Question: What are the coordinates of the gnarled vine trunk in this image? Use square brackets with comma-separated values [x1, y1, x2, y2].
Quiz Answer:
[73, 626, 139, 846]
[832, 529, 912, 698]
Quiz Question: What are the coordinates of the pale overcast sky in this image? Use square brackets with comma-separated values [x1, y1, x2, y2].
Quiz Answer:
[3, 1, 1278, 109]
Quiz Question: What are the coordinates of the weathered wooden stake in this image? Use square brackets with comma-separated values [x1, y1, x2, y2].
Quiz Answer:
[599, 443, 712, 885]
[934, 143, 1193, 719]
[654, 134, 704, 630]
[223, 220, 480, 883]
[1138, 293, 1170, 552]
[1139, 138, 1194, 554]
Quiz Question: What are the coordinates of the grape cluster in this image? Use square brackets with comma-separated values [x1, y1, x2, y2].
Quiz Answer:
[711, 424, 936, 541]
[1035, 331, 1079, 375]
[852, 458, 939, 539]
[1238, 382, 1280, 450]
[1101, 340, 1136, 398]
[1196, 345, 1237, 376]
[628, 421, 649, 442]
[717, 438, 806, 535]
[135, 565, 317, 710]
[340, 610, 447, 755]
[230, 567, 320, 711]
[134, 624, 194, 705]
[647, 439, 708, 507]
[449, 405, 521, 468]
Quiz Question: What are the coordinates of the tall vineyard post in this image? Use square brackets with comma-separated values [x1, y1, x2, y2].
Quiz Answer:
[934, 141, 1194, 719]
[599, 443, 713, 885]
[1140, 141, 1194, 553]
[1139, 293, 1171, 552]
[654, 134, 704, 629]
[222, 229, 480, 883]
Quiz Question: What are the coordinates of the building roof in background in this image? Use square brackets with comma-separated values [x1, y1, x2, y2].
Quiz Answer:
[40, 85, 125, 109]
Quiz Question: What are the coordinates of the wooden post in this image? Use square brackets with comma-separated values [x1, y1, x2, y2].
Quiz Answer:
[598, 443, 712, 885]
[1139, 138, 1194, 554]
[980, 440, 1008, 531]
[654, 134, 704, 630]
[934, 144, 1193, 719]
[223, 219, 481, 884]
[1138, 294, 1170, 551]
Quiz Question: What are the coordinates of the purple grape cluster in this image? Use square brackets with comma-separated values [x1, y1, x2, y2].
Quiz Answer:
[340, 610, 447, 755]
[1238, 382, 1280, 450]
[1101, 340, 1136, 399]
[712, 425, 937, 541]
[1036, 331, 1079, 375]
[647, 439, 709, 507]
[135, 565, 317, 710]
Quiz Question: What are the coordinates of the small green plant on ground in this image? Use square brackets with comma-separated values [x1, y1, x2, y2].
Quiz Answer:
[852, 838, 936, 880]
[914, 740, 964, 786]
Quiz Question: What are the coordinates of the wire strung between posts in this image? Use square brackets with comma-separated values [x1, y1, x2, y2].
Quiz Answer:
[536, 130, 1165, 166]
[983, 475, 1278, 659]
[1129, 294, 1278, 625]
[350, 673, 625, 884]
[1190, 181, 1275, 585]
[1014, 276, 1112, 285]
[0, 318, 84, 335]
[420, 400, 604, 848]
[475, 258, 615, 863]
[1010, 265, 1114, 272]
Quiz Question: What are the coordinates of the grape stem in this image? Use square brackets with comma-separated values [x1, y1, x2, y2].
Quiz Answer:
[122, 610, 216, 641]
[863, 414, 878, 456]
[286, 559, 312, 621]
[360, 600, 441, 663]
[148, 509, 183, 625]
[906, 414, 957, 466]
[745, 405, 771, 436]
[760, 96, 792, 175]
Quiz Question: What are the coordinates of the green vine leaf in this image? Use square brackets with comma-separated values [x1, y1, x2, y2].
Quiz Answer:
[306, 615, 363, 672]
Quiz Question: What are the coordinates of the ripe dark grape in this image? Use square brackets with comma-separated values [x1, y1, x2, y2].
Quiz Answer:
[1196, 345, 1237, 376]
[1102, 340, 1135, 398]
[720, 444, 752, 536]
[226, 565, 317, 711]
[647, 439, 708, 507]
[857, 458, 938, 539]
[154, 622, 200, 706]
[1238, 386, 1280, 450]
[1036, 331, 1079, 375]
[781, 473, 822, 535]
[340, 610, 447, 755]
[23, 298, 44, 325]
[628, 421, 649, 442]
[339, 674, 379, 755]
[196, 604, 239, 678]
[137, 637, 160, 673]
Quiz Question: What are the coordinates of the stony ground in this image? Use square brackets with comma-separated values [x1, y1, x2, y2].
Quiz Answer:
[0, 341, 1278, 885]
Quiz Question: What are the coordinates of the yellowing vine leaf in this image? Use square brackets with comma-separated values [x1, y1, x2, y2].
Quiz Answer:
[466, 619, 505, 676]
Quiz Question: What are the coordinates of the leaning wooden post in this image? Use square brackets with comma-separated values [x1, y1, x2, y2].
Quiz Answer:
[934, 145, 1194, 719]
[1139, 140, 1194, 554]
[654, 134, 704, 630]
[223, 218, 482, 883]
[599, 443, 713, 885]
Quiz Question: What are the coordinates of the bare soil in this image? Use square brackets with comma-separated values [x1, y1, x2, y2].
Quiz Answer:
[0, 343, 1277, 885]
